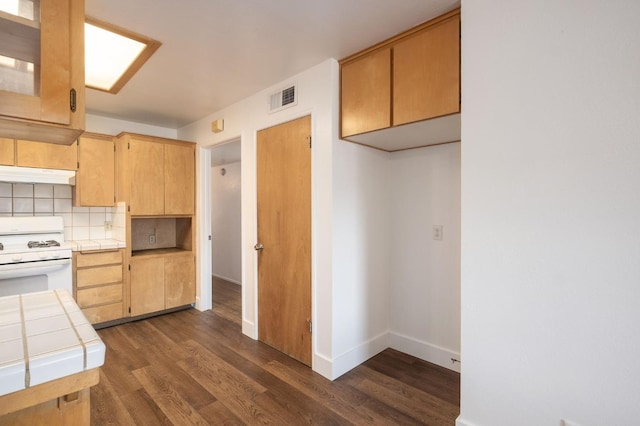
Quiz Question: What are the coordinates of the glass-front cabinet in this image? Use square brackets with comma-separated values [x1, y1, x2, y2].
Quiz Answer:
[0, 0, 85, 145]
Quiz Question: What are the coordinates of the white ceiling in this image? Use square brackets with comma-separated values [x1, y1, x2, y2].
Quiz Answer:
[85, 0, 460, 129]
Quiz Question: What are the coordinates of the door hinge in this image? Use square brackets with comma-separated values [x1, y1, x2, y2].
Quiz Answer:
[128, 142, 130, 149]
[77, 161, 79, 169]
[128, 264, 131, 271]
[127, 205, 130, 212]
[308, 320, 312, 334]
[128, 307, 131, 314]
[70, 89, 76, 112]
[114, 196, 116, 203]
[114, 145, 116, 152]
[308, 136, 312, 148]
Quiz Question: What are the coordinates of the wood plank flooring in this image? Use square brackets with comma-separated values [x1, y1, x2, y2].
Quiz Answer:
[91, 278, 460, 425]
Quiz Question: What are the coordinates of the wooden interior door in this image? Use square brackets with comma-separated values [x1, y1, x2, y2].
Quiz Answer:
[257, 115, 312, 366]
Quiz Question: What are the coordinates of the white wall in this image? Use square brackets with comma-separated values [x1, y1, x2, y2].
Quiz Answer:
[331, 141, 391, 377]
[179, 59, 338, 379]
[459, 1, 640, 425]
[86, 114, 177, 138]
[211, 162, 242, 284]
[389, 143, 461, 372]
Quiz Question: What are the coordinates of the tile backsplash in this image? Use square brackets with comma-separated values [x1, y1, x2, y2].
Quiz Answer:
[0, 182, 125, 242]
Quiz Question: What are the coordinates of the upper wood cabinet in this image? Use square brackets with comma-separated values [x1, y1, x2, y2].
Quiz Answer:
[340, 8, 460, 146]
[0, 139, 15, 165]
[393, 14, 460, 126]
[341, 48, 391, 137]
[16, 139, 78, 170]
[116, 133, 195, 216]
[164, 143, 195, 215]
[74, 133, 115, 207]
[0, 0, 85, 145]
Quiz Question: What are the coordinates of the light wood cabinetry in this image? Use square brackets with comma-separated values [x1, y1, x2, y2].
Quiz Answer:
[164, 143, 195, 215]
[16, 139, 77, 170]
[129, 256, 164, 316]
[339, 8, 460, 149]
[0, 0, 85, 145]
[393, 14, 460, 126]
[73, 249, 125, 325]
[0, 139, 14, 165]
[129, 138, 164, 215]
[74, 133, 115, 207]
[130, 252, 195, 316]
[117, 133, 195, 216]
[115, 132, 197, 319]
[341, 48, 391, 137]
[165, 253, 196, 309]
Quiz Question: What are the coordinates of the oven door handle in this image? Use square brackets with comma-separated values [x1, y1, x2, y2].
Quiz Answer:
[0, 259, 71, 279]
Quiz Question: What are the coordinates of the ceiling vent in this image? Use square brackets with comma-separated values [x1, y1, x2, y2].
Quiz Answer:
[268, 84, 297, 113]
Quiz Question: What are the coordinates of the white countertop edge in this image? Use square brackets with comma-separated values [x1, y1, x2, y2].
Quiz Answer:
[68, 239, 126, 251]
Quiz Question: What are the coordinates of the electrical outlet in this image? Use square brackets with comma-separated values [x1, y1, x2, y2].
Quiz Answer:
[433, 225, 443, 240]
[149, 235, 156, 244]
[104, 221, 112, 231]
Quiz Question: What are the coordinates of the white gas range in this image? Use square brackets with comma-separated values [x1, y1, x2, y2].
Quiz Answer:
[0, 216, 73, 297]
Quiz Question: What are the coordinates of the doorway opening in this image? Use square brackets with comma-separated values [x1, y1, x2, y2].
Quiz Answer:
[209, 139, 241, 325]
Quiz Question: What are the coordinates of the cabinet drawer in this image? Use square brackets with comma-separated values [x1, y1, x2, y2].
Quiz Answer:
[76, 283, 123, 307]
[76, 250, 122, 268]
[77, 265, 123, 288]
[82, 302, 124, 324]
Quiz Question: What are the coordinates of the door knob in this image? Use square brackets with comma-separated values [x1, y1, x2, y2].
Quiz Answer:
[254, 243, 264, 251]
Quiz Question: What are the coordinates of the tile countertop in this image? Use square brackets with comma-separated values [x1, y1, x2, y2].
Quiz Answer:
[67, 239, 126, 251]
[0, 289, 105, 397]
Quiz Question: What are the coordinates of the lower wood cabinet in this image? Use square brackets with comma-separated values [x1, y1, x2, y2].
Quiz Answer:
[73, 249, 124, 324]
[130, 252, 195, 317]
[165, 253, 196, 309]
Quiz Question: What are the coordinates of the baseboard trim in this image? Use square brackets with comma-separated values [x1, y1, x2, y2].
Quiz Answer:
[242, 319, 256, 339]
[331, 332, 389, 380]
[455, 416, 475, 426]
[389, 332, 461, 373]
[212, 273, 241, 285]
[312, 352, 333, 380]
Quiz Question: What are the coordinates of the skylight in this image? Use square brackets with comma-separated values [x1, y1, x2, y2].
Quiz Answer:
[84, 18, 161, 94]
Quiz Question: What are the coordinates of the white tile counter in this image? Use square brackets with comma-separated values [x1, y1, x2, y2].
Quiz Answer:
[0, 289, 105, 397]
[68, 239, 126, 251]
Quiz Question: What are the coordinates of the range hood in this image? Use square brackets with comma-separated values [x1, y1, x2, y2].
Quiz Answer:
[0, 165, 76, 185]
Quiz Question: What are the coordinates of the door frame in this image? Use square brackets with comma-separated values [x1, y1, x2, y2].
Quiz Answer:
[196, 111, 316, 362]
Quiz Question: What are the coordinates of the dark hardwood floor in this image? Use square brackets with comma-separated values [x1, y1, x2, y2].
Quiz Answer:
[91, 278, 460, 425]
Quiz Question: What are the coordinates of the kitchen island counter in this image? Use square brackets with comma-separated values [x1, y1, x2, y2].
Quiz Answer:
[0, 289, 104, 425]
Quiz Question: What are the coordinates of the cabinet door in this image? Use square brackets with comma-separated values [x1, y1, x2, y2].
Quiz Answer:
[164, 253, 195, 309]
[16, 139, 78, 170]
[341, 48, 391, 137]
[129, 139, 164, 215]
[0, 139, 14, 165]
[164, 143, 194, 215]
[130, 256, 164, 316]
[0, 0, 85, 144]
[393, 14, 460, 126]
[75, 134, 115, 206]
